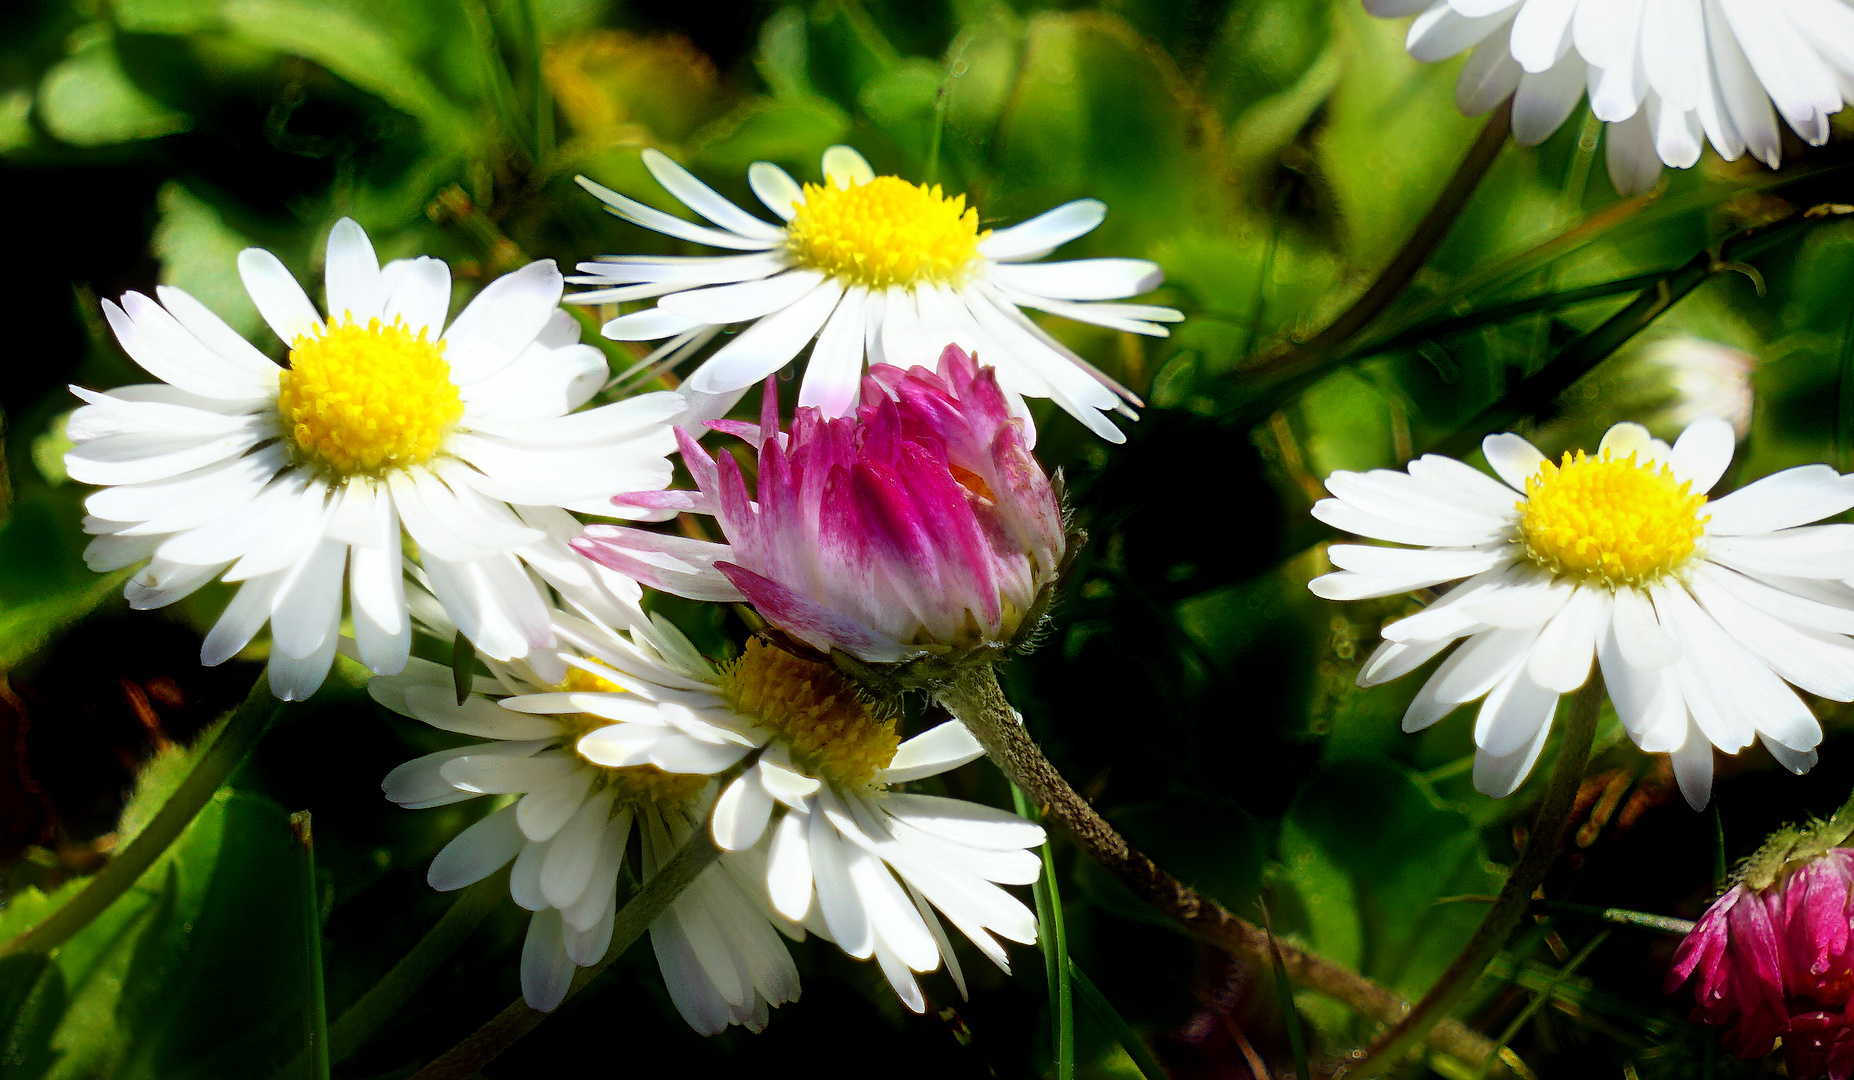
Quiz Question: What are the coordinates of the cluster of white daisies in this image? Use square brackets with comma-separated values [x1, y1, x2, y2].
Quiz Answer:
[1369, 0, 1854, 192]
[64, 146, 1166, 1032]
[61, 130, 1854, 1036]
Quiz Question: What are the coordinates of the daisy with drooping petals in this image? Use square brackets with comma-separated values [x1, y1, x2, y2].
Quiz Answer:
[1309, 416, 1854, 808]
[1668, 814, 1854, 1078]
[568, 145, 1181, 442]
[374, 613, 800, 1030]
[1367, 0, 1854, 194]
[501, 612, 1044, 1013]
[574, 343, 1065, 668]
[64, 218, 683, 699]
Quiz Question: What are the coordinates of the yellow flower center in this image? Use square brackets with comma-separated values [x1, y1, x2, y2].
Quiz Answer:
[1518, 450, 1708, 586]
[561, 667, 707, 806]
[718, 638, 899, 788]
[785, 176, 988, 289]
[278, 317, 463, 479]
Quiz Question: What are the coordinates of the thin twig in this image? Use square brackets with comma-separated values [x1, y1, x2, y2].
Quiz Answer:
[1243, 101, 1513, 384]
[1337, 677, 1605, 1079]
[936, 665, 1505, 1075]
[0, 676, 282, 960]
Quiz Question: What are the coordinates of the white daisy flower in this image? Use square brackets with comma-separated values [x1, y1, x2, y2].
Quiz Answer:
[64, 218, 683, 700]
[508, 620, 1045, 1013]
[1309, 416, 1854, 809]
[1644, 336, 1756, 438]
[568, 145, 1183, 443]
[1368, 0, 1854, 193]
[373, 623, 801, 1031]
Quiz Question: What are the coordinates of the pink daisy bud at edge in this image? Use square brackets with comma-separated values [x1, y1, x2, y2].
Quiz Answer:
[1668, 812, 1854, 1079]
[572, 343, 1066, 669]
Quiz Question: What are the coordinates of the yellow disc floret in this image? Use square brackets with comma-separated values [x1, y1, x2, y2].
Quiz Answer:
[785, 176, 988, 289]
[560, 666, 708, 806]
[1519, 450, 1708, 586]
[277, 317, 463, 478]
[719, 638, 899, 788]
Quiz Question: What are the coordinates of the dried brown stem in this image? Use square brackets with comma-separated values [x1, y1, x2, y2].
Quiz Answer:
[936, 665, 1506, 1074]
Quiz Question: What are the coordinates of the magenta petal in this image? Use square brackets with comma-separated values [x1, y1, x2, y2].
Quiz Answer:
[717, 562, 911, 663]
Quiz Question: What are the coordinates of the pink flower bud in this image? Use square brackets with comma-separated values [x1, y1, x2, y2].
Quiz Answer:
[1668, 848, 1854, 1078]
[574, 344, 1066, 666]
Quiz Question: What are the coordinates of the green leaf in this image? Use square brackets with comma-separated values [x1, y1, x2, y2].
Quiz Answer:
[37, 28, 190, 147]
[857, 59, 943, 163]
[217, 0, 479, 154]
[690, 95, 851, 174]
[0, 954, 66, 1080]
[0, 90, 33, 154]
[1278, 761, 1501, 1000]
[152, 183, 263, 341]
[1312, 4, 1480, 270]
[0, 508, 125, 673]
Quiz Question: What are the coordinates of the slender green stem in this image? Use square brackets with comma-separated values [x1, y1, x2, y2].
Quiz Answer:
[406, 799, 751, 1080]
[1430, 205, 1854, 459]
[935, 665, 1504, 1073]
[1240, 102, 1511, 384]
[1340, 677, 1605, 1079]
[1071, 961, 1168, 1080]
[1260, 901, 1312, 1080]
[0, 676, 281, 960]
[291, 813, 331, 1080]
[271, 875, 506, 1080]
[1013, 786, 1072, 1080]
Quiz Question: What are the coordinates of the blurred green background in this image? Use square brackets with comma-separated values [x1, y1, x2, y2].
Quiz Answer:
[3, 0, 1854, 1077]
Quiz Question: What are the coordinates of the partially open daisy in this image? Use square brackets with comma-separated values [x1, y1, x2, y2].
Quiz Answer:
[504, 619, 1044, 1013]
[374, 617, 800, 1030]
[1310, 416, 1854, 807]
[568, 146, 1181, 442]
[1369, 0, 1854, 193]
[65, 218, 682, 700]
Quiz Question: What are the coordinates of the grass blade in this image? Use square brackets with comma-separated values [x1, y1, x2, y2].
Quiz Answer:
[1013, 785, 1073, 1080]
[1070, 961, 1168, 1080]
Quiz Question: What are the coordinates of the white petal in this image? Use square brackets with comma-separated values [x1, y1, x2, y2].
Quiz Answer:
[380, 256, 452, 337]
[683, 278, 845, 395]
[540, 787, 617, 909]
[821, 145, 874, 188]
[795, 285, 870, 418]
[323, 217, 383, 324]
[1471, 701, 1555, 798]
[1671, 719, 1715, 810]
[521, 909, 574, 1011]
[1482, 432, 1548, 492]
[749, 161, 803, 220]
[712, 771, 776, 852]
[767, 808, 814, 921]
[881, 721, 985, 784]
[978, 200, 1105, 261]
[442, 260, 564, 384]
[1525, 585, 1608, 692]
[642, 148, 785, 240]
[1612, 584, 1679, 669]
[1704, 465, 1854, 534]
[428, 804, 525, 889]
[1669, 416, 1736, 491]
[575, 175, 779, 252]
[237, 247, 323, 345]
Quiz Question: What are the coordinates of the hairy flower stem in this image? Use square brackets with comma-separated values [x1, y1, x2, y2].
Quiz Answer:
[936, 665, 1507, 1074]
[0, 675, 283, 960]
[1342, 676, 1606, 1079]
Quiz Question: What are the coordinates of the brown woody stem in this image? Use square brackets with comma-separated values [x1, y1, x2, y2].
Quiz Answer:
[935, 664, 1506, 1074]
